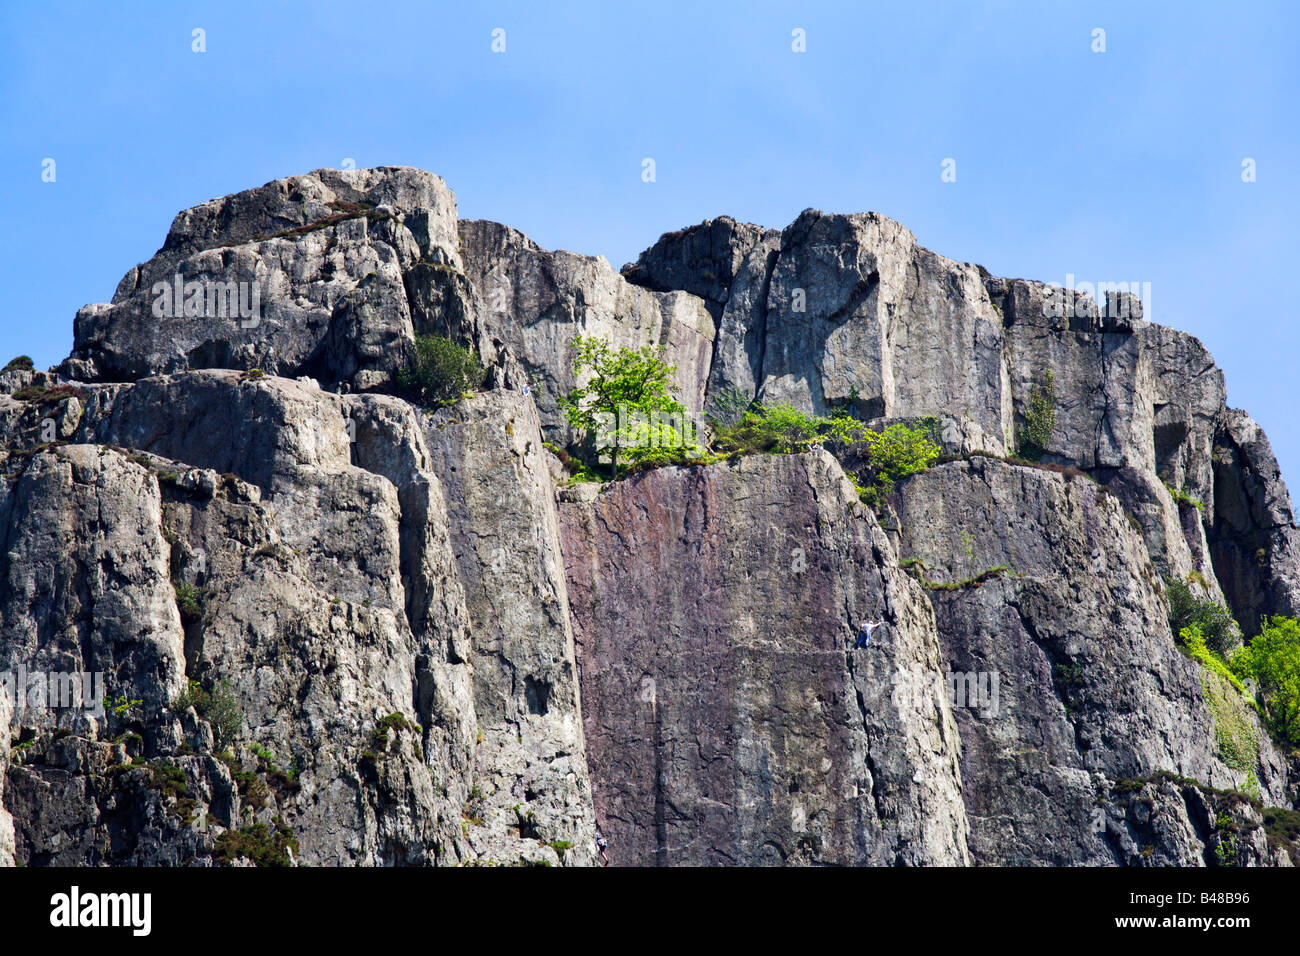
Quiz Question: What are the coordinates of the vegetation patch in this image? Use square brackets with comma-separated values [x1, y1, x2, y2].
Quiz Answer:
[11, 383, 85, 405]
[921, 565, 1010, 591]
[364, 712, 423, 763]
[1016, 370, 1057, 460]
[214, 818, 298, 867]
[1230, 615, 1300, 748]
[172, 678, 243, 750]
[1262, 806, 1300, 864]
[173, 581, 203, 624]
[250, 744, 301, 795]
[1198, 665, 1259, 772]
[395, 334, 484, 408]
[562, 335, 698, 476]
[217, 751, 270, 809]
[1166, 575, 1239, 656]
[1164, 481, 1204, 511]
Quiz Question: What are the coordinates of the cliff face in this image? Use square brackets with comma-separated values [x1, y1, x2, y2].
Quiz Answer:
[559, 453, 968, 866]
[2, 166, 1296, 866]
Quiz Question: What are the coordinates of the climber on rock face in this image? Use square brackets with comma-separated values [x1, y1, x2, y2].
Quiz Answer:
[595, 828, 609, 865]
[855, 620, 883, 649]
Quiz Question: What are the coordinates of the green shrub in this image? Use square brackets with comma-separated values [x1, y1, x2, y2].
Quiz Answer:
[2, 355, 33, 373]
[711, 404, 939, 503]
[173, 581, 203, 624]
[215, 819, 298, 867]
[1181, 625, 1246, 694]
[12, 383, 85, 405]
[102, 686, 144, 738]
[1263, 806, 1300, 864]
[1231, 616, 1300, 747]
[217, 752, 270, 808]
[395, 334, 483, 408]
[713, 402, 822, 455]
[861, 422, 941, 491]
[172, 678, 243, 750]
[1166, 576, 1238, 656]
[1164, 481, 1204, 511]
[921, 565, 1010, 591]
[1016, 370, 1056, 460]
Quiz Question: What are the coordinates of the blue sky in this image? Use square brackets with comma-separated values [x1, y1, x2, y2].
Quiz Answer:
[2, 1, 1296, 482]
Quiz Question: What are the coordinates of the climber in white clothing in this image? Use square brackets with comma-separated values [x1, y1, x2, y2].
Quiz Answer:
[855, 619, 883, 649]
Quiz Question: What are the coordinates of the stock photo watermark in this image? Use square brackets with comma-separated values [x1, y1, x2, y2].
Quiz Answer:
[892, 665, 1001, 718]
[1, 664, 105, 724]
[151, 273, 261, 327]
[1042, 274, 1152, 320]
[592, 402, 698, 455]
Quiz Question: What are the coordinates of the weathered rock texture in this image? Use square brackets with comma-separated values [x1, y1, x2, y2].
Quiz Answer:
[560, 452, 968, 865]
[889, 458, 1289, 865]
[3, 166, 1298, 867]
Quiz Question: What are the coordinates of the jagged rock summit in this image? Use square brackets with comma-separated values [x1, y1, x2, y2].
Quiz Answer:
[2, 166, 1297, 866]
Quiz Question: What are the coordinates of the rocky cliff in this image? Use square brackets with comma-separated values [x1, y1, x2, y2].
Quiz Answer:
[2, 166, 1296, 866]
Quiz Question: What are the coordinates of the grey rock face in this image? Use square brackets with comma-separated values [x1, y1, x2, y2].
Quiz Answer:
[630, 211, 1010, 450]
[457, 220, 715, 443]
[1, 370, 593, 866]
[621, 216, 779, 319]
[889, 457, 1289, 864]
[63, 167, 458, 386]
[560, 451, 969, 866]
[630, 211, 1299, 644]
[0, 682, 16, 865]
[1209, 409, 1300, 633]
[4, 165, 1299, 867]
[421, 391, 598, 866]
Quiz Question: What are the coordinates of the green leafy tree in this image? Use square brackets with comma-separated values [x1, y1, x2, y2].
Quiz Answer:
[1231, 616, 1300, 747]
[395, 334, 484, 408]
[1166, 576, 1239, 656]
[560, 336, 692, 476]
[861, 422, 941, 491]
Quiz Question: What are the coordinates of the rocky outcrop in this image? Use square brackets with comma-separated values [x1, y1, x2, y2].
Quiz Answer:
[457, 220, 715, 443]
[888, 457, 1289, 865]
[420, 391, 598, 866]
[0, 370, 592, 866]
[4, 165, 1299, 867]
[0, 691, 15, 866]
[628, 213, 1300, 639]
[1208, 410, 1300, 633]
[560, 451, 969, 865]
[62, 167, 459, 389]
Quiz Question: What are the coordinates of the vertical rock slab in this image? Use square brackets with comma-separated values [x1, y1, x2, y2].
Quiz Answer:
[0, 445, 186, 739]
[457, 220, 715, 443]
[0, 677, 17, 866]
[423, 391, 598, 865]
[560, 451, 968, 865]
[890, 457, 1290, 864]
[1209, 409, 1300, 632]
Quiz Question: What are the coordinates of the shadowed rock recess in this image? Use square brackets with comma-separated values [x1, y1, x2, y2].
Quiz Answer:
[2, 166, 1297, 866]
